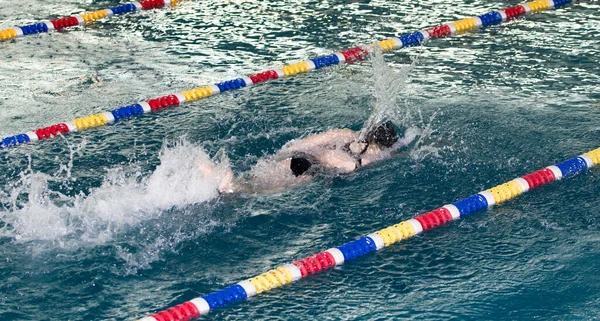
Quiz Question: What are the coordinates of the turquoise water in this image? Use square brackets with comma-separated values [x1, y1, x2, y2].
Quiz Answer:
[1, 0, 600, 320]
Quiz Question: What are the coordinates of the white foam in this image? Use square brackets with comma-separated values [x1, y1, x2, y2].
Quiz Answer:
[0, 140, 231, 272]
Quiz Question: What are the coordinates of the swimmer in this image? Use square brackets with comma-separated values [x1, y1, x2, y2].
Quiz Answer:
[201, 122, 404, 194]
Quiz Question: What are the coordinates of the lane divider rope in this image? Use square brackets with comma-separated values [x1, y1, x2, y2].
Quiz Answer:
[135, 148, 600, 321]
[0, 0, 575, 151]
[0, 0, 186, 42]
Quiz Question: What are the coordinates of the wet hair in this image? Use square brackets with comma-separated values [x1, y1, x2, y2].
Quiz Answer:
[290, 157, 312, 177]
[364, 122, 398, 148]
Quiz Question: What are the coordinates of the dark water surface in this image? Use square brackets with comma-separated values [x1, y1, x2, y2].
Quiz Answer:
[1, 0, 599, 320]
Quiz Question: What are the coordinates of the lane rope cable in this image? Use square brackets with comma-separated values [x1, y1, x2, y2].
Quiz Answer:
[0, 0, 186, 42]
[135, 148, 600, 321]
[0, 0, 576, 151]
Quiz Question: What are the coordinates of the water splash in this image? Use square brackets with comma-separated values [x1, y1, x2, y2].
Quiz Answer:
[0, 140, 228, 265]
[360, 45, 417, 139]
[359, 45, 439, 161]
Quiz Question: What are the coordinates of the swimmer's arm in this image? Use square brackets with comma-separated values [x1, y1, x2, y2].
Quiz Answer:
[314, 149, 358, 173]
[283, 129, 358, 152]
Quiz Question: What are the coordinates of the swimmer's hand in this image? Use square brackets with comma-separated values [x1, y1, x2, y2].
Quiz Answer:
[349, 141, 368, 154]
[197, 162, 236, 194]
[218, 168, 235, 194]
[359, 155, 375, 166]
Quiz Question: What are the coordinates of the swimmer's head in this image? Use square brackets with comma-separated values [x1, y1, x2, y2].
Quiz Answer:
[290, 157, 312, 177]
[364, 122, 399, 148]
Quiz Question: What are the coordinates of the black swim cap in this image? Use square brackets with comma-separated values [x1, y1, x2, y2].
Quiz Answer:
[290, 157, 312, 177]
[365, 122, 399, 148]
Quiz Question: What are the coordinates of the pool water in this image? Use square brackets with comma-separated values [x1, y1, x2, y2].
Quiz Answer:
[1, 0, 600, 320]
